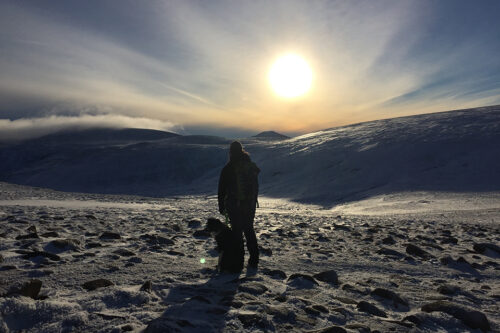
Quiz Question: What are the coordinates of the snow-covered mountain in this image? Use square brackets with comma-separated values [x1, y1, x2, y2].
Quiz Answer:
[0, 105, 499, 204]
[251, 131, 290, 141]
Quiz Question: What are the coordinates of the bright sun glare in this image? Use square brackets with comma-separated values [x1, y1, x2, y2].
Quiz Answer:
[268, 54, 313, 98]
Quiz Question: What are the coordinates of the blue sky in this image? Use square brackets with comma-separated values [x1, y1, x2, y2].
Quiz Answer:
[0, 0, 499, 138]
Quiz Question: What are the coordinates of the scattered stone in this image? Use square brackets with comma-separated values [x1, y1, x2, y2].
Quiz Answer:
[421, 300, 490, 331]
[238, 282, 268, 295]
[0, 254, 3, 263]
[121, 324, 134, 331]
[440, 236, 458, 244]
[307, 325, 347, 333]
[237, 311, 270, 328]
[140, 234, 174, 246]
[3, 279, 42, 299]
[437, 284, 460, 295]
[260, 247, 273, 256]
[99, 232, 121, 240]
[187, 219, 202, 228]
[26, 226, 37, 233]
[264, 305, 295, 322]
[377, 247, 404, 257]
[287, 273, 319, 288]
[382, 236, 396, 245]
[15, 232, 39, 240]
[312, 304, 329, 313]
[41, 231, 59, 238]
[406, 243, 433, 259]
[473, 243, 500, 255]
[85, 214, 97, 220]
[140, 280, 152, 293]
[113, 249, 136, 257]
[333, 224, 351, 231]
[0, 265, 17, 271]
[22, 250, 61, 261]
[263, 269, 287, 280]
[82, 278, 114, 291]
[313, 270, 339, 285]
[45, 239, 81, 253]
[86, 242, 103, 249]
[357, 301, 387, 317]
[370, 288, 409, 308]
[128, 257, 143, 263]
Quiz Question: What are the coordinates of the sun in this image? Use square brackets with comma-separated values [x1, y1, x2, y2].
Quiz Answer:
[268, 54, 313, 98]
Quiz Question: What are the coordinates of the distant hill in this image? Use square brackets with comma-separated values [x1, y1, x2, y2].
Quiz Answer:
[0, 105, 499, 204]
[33, 128, 180, 144]
[252, 131, 290, 141]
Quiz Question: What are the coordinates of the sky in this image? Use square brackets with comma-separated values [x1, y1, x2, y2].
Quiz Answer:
[1, 0, 499, 139]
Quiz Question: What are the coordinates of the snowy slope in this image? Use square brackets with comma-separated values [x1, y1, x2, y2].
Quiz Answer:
[0, 182, 498, 332]
[0, 105, 499, 205]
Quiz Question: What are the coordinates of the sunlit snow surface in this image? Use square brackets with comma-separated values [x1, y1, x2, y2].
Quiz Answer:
[0, 182, 499, 332]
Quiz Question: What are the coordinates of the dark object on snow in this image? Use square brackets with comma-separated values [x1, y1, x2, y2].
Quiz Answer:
[314, 270, 339, 285]
[206, 217, 243, 273]
[140, 280, 152, 293]
[473, 243, 500, 255]
[357, 301, 387, 317]
[421, 300, 490, 331]
[99, 231, 121, 240]
[3, 279, 42, 299]
[82, 278, 114, 291]
[218, 141, 260, 268]
[406, 243, 433, 259]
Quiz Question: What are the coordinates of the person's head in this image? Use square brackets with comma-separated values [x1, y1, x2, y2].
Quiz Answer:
[229, 141, 248, 162]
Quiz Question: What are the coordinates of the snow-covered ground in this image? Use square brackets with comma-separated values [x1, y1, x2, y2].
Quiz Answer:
[0, 182, 498, 332]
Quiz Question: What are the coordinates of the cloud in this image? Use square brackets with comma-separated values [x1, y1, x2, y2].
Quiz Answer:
[0, 114, 179, 142]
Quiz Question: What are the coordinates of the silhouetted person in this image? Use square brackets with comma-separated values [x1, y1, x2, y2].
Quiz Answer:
[218, 141, 260, 270]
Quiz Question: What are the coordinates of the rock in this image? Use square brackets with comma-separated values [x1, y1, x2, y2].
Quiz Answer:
[260, 247, 273, 256]
[237, 311, 270, 328]
[128, 257, 143, 263]
[40, 231, 59, 238]
[121, 324, 134, 331]
[307, 326, 347, 333]
[382, 236, 396, 245]
[140, 234, 174, 246]
[82, 278, 114, 291]
[264, 305, 295, 321]
[333, 224, 351, 231]
[356, 301, 387, 317]
[313, 270, 339, 285]
[440, 236, 458, 244]
[370, 288, 408, 309]
[26, 226, 37, 233]
[238, 282, 268, 295]
[0, 265, 17, 271]
[113, 249, 136, 257]
[86, 242, 103, 249]
[473, 243, 500, 255]
[22, 250, 61, 261]
[15, 232, 39, 240]
[421, 300, 490, 331]
[0, 254, 3, 263]
[377, 247, 405, 257]
[45, 239, 81, 253]
[287, 273, 319, 288]
[406, 243, 433, 259]
[85, 214, 97, 220]
[187, 219, 202, 228]
[262, 269, 287, 280]
[140, 280, 152, 292]
[3, 279, 42, 299]
[99, 232, 121, 240]
[437, 284, 460, 295]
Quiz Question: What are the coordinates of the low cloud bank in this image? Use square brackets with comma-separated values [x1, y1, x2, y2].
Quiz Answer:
[0, 114, 178, 142]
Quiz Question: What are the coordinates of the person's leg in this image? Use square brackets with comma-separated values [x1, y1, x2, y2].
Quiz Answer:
[228, 208, 245, 272]
[243, 222, 259, 267]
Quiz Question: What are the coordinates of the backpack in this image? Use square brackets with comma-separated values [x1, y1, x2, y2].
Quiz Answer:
[233, 160, 259, 204]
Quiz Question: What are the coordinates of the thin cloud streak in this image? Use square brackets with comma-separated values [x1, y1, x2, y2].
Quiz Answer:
[0, 114, 178, 142]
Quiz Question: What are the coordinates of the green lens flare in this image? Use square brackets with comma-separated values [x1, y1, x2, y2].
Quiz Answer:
[200, 258, 206, 264]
